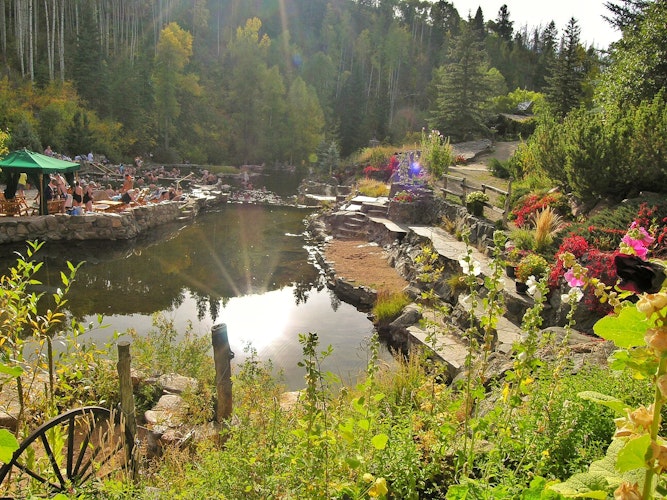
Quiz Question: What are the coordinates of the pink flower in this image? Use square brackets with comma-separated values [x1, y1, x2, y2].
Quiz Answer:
[564, 268, 585, 287]
[621, 234, 649, 259]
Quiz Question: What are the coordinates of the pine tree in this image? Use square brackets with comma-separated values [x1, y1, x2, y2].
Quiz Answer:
[429, 21, 494, 141]
[544, 18, 585, 118]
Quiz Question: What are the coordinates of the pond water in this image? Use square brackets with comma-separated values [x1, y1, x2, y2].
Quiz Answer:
[1, 172, 395, 390]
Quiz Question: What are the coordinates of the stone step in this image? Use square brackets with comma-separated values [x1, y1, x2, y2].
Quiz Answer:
[407, 325, 468, 379]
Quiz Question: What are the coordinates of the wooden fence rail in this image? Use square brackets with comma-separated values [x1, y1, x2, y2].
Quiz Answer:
[442, 173, 512, 224]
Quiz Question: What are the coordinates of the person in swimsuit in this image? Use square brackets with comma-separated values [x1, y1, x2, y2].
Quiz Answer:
[83, 183, 94, 212]
[71, 181, 83, 207]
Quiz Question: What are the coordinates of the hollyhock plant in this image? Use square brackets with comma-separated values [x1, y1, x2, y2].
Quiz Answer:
[620, 222, 655, 259]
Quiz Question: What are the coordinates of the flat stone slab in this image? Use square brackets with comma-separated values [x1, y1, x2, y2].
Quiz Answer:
[350, 195, 389, 204]
[407, 325, 468, 378]
[157, 373, 198, 394]
[368, 217, 409, 234]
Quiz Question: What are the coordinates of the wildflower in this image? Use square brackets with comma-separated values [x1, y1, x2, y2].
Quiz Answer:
[564, 268, 585, 287]
[458, 256, 481, 276]
[621, 235, 650, 259]
[614, 482, 641, 500]
[615, 254, 666, 294]
[561, 287, 583, 304]
[363, 473, 374, 484]
[369, 477, 388, 497]
[526, 276, 541, 300]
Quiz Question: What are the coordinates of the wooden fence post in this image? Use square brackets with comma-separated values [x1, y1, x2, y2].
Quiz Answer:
[503, 178, 513, 225]
[116, 341, 137, 480]
[212, 324, 233, 425]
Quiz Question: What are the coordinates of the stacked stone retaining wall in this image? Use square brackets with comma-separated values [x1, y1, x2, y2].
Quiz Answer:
[0, 194, 223, 244]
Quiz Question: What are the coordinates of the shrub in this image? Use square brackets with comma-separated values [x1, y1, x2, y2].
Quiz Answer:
[515, 253, 549, 282]
[420, 129, 452, 180]
[392, 190, 414, 203]
[509, 227, 536, 251]
[488, 158, 510, 179]
[511, 191, 568, 228]
[465, 191, 489, 204]
[356, 178, 390, 198]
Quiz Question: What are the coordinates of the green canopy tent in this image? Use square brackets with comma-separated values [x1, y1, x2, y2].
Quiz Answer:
[0, 149, 80, 215]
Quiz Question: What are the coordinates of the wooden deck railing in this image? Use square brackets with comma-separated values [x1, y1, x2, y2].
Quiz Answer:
[442, 174, 512, 223]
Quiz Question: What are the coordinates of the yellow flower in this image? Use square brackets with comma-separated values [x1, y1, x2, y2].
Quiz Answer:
[502, 383, 510, 402]
[614, 482, 641, 500]
[369, 477, 388, 498]
[363, 473, 374, 484]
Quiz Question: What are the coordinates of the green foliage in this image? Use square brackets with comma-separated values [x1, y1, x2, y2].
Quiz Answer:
[516, 92, 667, 201]
[488, 157, 510, 179]
[490, 88, 546, 115]
[130, 314, 214, 383]
[509, 228, 536, 252]
[420, 129, 452, 181]
[515, 253, 549, 282]
[372, 292, 411, 324]
[597, 1, 667, 108]
[356, 178, 390, 198]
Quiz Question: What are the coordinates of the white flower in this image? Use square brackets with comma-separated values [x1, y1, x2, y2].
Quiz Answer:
[561, 287, 584, 304]
[526, 275, 541, 300]
[458, 256, 481, 276]
[459, 294, 472, 311]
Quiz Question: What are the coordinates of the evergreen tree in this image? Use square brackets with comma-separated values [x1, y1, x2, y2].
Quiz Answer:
[65, 111, 93, 157]
[429, 21, 495, 141]
[603, 0, 650, 31]
[544, 18, 585, 118]
[72, 3, 109, 117]
[10, 118, 41, 152]
[489, 4, 514, 41]
[534, 22, 558, 90]
[598, 1, 667, 108]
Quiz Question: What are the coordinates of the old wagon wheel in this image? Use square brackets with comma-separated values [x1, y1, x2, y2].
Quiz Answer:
[0, 406, 137, 498]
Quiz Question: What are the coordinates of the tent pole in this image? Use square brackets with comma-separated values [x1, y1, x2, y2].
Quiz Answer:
[39, 173, 45, 215]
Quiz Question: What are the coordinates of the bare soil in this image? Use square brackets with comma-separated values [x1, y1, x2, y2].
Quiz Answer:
[324, 240, 409, 295]
[323, 143, 519, 293]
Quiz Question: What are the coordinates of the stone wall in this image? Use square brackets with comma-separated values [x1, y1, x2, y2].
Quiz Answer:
[0, 202, 184, 244]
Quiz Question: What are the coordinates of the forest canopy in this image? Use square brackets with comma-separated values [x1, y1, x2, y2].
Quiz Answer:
[0, 0, 660, 180]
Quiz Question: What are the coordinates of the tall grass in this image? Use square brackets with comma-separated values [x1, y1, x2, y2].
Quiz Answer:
[372, 291, 411, 324]
[533, 206, 564, 253]
[355, 178, 390, 198]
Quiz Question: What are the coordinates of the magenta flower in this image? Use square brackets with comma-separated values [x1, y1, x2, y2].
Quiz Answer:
[621, 234, 649, 259]
[564, 268, 585, 287]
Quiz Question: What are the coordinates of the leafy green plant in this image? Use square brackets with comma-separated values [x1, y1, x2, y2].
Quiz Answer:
[465, 191, 489, 204]
[515, 253, 549, 283]
[420, 129, 452, 181]
[372, 291, 411, 324]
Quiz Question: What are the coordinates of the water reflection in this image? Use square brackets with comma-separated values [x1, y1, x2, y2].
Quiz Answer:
[1, 204, 392, 389]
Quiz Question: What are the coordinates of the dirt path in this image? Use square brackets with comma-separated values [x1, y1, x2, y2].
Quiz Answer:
[324, 240, 409, 295]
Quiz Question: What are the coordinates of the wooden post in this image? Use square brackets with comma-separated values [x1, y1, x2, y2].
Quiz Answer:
[116, 341, 137, 480]
[503, 178, 513, 225]
[212, 324, 233, 424]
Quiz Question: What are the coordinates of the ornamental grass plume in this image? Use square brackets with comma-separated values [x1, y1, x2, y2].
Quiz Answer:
[532, 206, 564, 253]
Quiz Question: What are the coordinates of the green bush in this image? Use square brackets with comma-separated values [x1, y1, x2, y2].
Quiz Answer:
[489, 158, 510, 179]
[515, 253, 549, 282]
